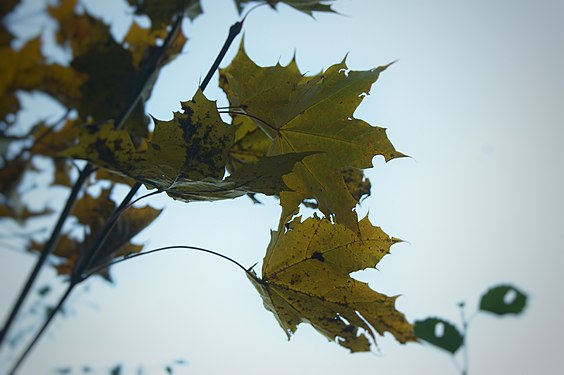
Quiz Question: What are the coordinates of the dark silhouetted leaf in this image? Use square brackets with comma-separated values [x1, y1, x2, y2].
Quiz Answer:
[414, 317, 464, 354]
[479, 284, 527, 316]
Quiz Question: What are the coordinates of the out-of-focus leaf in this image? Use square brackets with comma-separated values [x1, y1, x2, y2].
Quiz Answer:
[250, 215, 414, 352]
[123, 20, 187, 70]
[52, 159, 72, 187]
[37, 285, 51, 297]
[0, 38, 85, 122]
[28, 188, 161, 280]
[235, 0, 336, 17]
[0, 158, 27, 196]
[30, 120, 78, 158]
[0, 204, 53, 224]
[127, 0, 202, 30]
[0, 0, 19, 45]
[414, 317, 464, 354]
[479, 284, 527, 316]
[110, 365, 121, 375]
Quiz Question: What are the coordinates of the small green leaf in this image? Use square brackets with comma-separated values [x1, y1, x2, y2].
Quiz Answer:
[414, 318, 464, 354]
[479, 284, 527, 316]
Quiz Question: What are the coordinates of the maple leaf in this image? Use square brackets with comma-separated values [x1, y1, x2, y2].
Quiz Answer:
[65, 90, 308, 202]
[227, 115, 271, 174]
[249, 215, 415, 351]
[235, 0, 336, 17]
[220, 44, 404, 232]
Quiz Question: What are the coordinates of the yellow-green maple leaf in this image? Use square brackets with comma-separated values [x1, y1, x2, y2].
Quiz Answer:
[65, 90, 308, 202]
[220, 45, 404, 232]
[66, 90, 232, 185]
[249, 215, 415, 352]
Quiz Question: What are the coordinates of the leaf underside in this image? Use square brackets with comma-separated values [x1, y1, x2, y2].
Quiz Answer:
[249, 215, 415, 352]
[220, 43, 404, 232]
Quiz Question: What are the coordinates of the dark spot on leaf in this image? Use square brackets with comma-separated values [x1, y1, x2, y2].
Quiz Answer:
[151, 143, 160, 150]
[312, 251, 324, 262]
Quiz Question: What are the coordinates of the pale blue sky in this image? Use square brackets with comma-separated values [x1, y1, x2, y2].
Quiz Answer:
[1, 0, 563, 374]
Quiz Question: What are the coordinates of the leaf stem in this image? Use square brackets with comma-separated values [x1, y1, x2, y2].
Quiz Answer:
[218, 110, 278, 135]
[84, 245, 260, 282]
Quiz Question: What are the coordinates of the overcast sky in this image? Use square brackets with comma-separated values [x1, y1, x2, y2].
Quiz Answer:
[1, 0, 563, 374]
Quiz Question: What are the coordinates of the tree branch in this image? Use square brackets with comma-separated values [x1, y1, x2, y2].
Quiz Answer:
[5, 13, 246, 372]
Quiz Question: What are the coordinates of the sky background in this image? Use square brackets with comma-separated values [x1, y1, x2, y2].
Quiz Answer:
[1, 0, 563, 374]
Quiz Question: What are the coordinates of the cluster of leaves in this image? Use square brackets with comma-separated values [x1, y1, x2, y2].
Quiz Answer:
[68, 40, 413, 350]
[414, 284, 527, 373]
[0, 0, 188, 278]
[2, 0, 413, 362]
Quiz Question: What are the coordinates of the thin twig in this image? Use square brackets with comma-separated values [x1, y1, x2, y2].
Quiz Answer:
[6, 11, 246, 373]
[76, 14, 247, 279]
[459, 302, 469, 375]
[0, 162, 94, 349]
[2, 11, 186, 370]
[125, 189, 162, 209]
[199, 19, 244, 91]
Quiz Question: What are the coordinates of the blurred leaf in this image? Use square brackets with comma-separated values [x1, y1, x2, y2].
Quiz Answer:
[28, 188, 161, 280]
[250, 215, 414, 352]
[0, 203, 53, 225]
[414, 317, 464, 354]
[479, 284, 527, 316]
[127, 0, 202, 30]
[110, 365, 121, 375]
[0, 38, 85, 122]
[52, 159, 72, 187]
[0, 158, 27, 196]
[235, 0, 336, 17]
[37, 285, 51, 296]
[30, 119, 78, 158]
